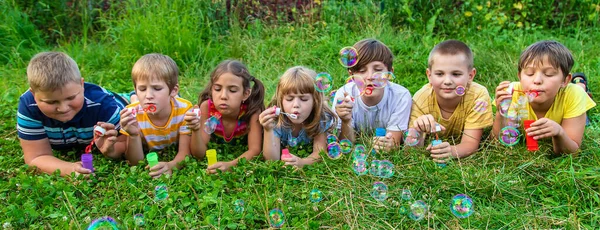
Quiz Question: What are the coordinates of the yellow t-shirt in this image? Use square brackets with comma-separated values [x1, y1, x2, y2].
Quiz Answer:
[409, 82, 494, 138]
[508, 82, 596, 123]
[120, 97, 193, 150]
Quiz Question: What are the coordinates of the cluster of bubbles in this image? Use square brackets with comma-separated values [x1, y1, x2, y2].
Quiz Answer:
[204, 116, 220, 134]
[268, 208, 285, 228]
[369, 160, 395, 178]
[326, 134, 350, 159]
[497, 82, 540, 147]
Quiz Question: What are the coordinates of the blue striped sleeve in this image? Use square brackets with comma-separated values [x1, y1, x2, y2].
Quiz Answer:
[16, 95, 47, 140]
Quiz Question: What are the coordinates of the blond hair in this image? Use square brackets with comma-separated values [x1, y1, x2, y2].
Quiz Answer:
[428, 40, 474, 69]
[27, 52, 81, 92]
[131, 53, 179, 91]
[518, 40, 574, 78]
[349, 38, 393, 73]
[271, 66, 337, 138]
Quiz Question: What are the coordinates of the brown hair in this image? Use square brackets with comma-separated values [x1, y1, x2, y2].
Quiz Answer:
[428, 40, 474, 69]
[518, 40, 574, 78]
[27, 52, 81, 92]
[349, 38, 393, 73]
[199, 60, 265, 123]
[270, 66, 337, 138]
[131, 53, 179, 91]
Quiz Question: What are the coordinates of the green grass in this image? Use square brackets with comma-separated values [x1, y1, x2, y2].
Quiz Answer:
[1, 0, 599, 229]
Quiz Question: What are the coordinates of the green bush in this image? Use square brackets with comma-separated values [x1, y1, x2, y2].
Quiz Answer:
[0, 1, 45, 67]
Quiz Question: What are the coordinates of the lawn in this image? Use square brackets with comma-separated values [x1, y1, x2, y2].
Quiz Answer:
[1, 0, 599, 229]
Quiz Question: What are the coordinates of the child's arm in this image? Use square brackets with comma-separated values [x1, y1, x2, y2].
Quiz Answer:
[20, 138, 92, 176]
[335, 93, 355, 142]
[119, 108, 145, 165]
[148, 133, 191, 178]
[187, 102, 209, 160]
[283, 132, 325, 167]
[260, 107, 281, 161]
[208, 113, 263, 173]
[491, 81, 512, 137]
[94, 122, 127, 159]
[427, 128, 483, 163]
[527, 115, 585, 154]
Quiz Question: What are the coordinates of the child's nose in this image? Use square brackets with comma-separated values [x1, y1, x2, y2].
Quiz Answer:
[219, 90, 229, 99]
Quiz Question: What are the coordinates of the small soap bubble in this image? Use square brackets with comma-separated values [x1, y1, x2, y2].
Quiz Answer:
[352, 159, 368, 176]
[154, 184, 169, 201]
[351, 75, 366, 92]
[288, 137, 298, 147]
[499, 100, 511, 117]
[499, 126, 520, 146]
[345, 76, 354, 84]
[403, 128, 420, 146]
[399, 206, 408, 215]
[517, 95, 527, 105]
[450, 194, 474, 218]
[327, 134, 338, 144]
[370, 181, 388, 202]
[378, 160, 394, 178]
[234, 199, 245, 213]
[371, 72, 391, 88]
[133, 214, 144, 226]
[339, 139, 353, 154]
[315, 72, 333, 93]
[473, 99, 488, 114]
[352, 144, 367, 160]
[408, 200, 428, 221]
[268, 208, 285, 228]
[309, 189, 324, 203]
[401, 189, 412, 200]
[370, 148, 377, 158]
[339, 47, 359, 68]
[327, 142, 342, 159]
[455, 85, 466, 96]
[203, 116, 219, 134]
[329, 90, 337, 105]
[526, 91, 538, 102]
[369, 160, 381, 176]
[87, 216, 118, 230]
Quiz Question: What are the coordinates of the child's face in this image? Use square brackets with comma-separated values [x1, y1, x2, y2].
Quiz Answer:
[211, 72, 250, 116]
[427, 53, 475, 101]
[33, 80, 85, 123]
[135, 78, 177, 114]
[349, 61, 390, 101]
[282, 93, 314, 124]
[518, 56, 570, 105]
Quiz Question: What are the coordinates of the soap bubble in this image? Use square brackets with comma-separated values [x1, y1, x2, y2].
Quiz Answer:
[378, 160, 394, 178]
[371, 72, 393, 88]
[499, 99, 511, 117]
[327, 134, 338, 144]
[87, 216, 118, 230]
[408, 200, 428, 221]
[455, 85, 466, 96]
[351, 75, 366, 92]
[345, 76, 354, 84]
[309, 189, 324, 203]
[401, 189, 412, 200]
[234, 199, 245, 213]
[526, 91, 539, 102]
[329, 90, 337, 105]
[204, 116, 219, 134]
[370, 181, 388, 201]
[327, 142, 342, 159]
[315, 72, 333, 93]
[288, 137, 298, 147]
[369, 160, 381, 176]
[450, 194, 474, 218]
[154, 184, 169, 201]
[473, 99, 488, 114]
[268, 208, 285, 228]
[339, 47, 359, 68]
[403, 128, 420, 146]
[339, 139, 353, 154]
[399, 206, 408, 215]
[352, 158, 368, 176]
[499, 126, 520, 146]
[352, 144, 367, 160]
[133, 214, 144, 226]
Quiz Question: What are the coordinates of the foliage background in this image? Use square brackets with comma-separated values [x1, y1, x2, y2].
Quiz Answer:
[0, 0, 599, 228]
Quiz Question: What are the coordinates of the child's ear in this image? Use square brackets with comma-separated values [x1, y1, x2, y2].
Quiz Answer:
[243, 88, 251, 101]
[563, 73, 573, 87]
[426, 68, 431, 80]
[347, 69, 353, 76]
[469, 68, 476, 81]
[80, 78, 85, 86]
[170, 84, 179, 97]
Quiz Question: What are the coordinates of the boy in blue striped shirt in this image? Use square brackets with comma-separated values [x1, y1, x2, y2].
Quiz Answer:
[17, 52, 127, 176]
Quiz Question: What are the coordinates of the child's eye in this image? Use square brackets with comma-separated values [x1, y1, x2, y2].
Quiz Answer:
[229, 89, 238, 93]
[66, 96, 76, 100]
[285, 97, 294, 101]
[153, 87, 163, 91]
[453, 73, 462, 76]
[301, 98, 309, 102]
[138, 88, 146, 92]
[213, 87, 221, 91]
[46, 101, 58, 105]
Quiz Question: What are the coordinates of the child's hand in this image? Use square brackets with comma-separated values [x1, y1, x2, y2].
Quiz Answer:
[413, 114, 446, 133]
[184, 107, 201, 131]
[72, 162, 93, 176]
[494, 81, 512, 109]
[259, 106, 278, 131]
[282, 153, 303, 168]
[426, 141, 452, 164]
[148, 162, 172, 178]
[119, 108, 141, 136]
[94, 122, 118, 154]
[525, 118, 562, 140]
[373, 132, 395, 152]
[335, 92, 354, 122]
[207, 161, 234, 174]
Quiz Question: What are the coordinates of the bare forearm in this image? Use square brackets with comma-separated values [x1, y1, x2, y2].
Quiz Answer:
[125, 135, 145, 165]
[189, 131, 206, 159]
[29, 156, 76, 176]
[451, 142, 479, 159]
[491, 113, 503, 138]
[552, 130, 580, 154]
[263, 130, 279, 160]
[339, 121, 355, 142]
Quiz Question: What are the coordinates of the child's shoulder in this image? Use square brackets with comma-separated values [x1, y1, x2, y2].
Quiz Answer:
[386, 82, 411, 95]
[467, 81, 491, 96]
[173, 97, 193, 108]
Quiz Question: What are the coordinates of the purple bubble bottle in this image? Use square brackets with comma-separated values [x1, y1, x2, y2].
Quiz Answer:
[81, 153, 94, 172]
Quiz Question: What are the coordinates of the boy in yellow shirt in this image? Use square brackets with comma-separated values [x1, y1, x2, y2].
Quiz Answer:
[118, 54, 193, 178]
[409, 40, 493, 164]
[492, 40, 596, 154]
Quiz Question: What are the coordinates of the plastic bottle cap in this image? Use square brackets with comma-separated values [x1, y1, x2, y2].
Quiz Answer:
[375, 128, 386, 137]
[431, 139, 442, 146]
[274, 107, 281, 115]
[94, 126, 106, 137]
[282, 148, 292, 159]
